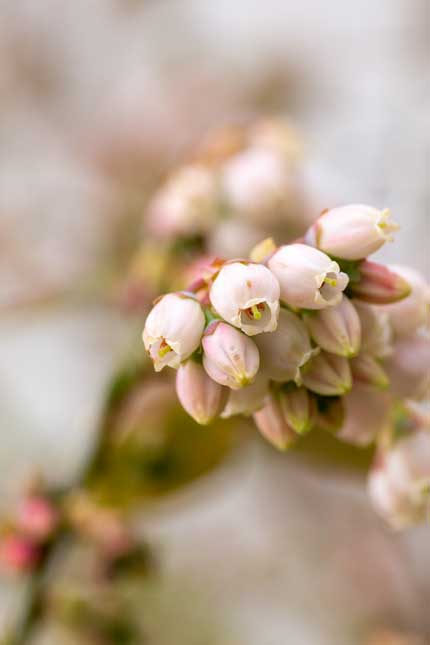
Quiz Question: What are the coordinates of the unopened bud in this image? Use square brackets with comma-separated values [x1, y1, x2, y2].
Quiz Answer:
[280, 386, 316, 435]
[338, 386, 392, 446]
[221, 375, 269, 418]
[349, 260, 411, 305]
[17, 496, 58, 542]
[383, 333, 430, 400]
[253, 394, 296, 450]
[350, 354, 390, 389]
[176, 360, 227, 425]
[302, 351, 352, 396]
[304, 295, 361, 357]
[353, 300, 393, 358]
[379, 265, 430, 337]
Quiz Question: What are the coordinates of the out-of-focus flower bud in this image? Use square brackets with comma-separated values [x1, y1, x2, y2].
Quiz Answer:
[0, 534, 40, 574]
[176, 360, 227, 425]
[249, 118, 303, 163]
[268, 244, 349, 310]
[315, 396, 345, 434]
[379, 265, 430, 337]
[304, 295, 361, 357]
[143, 293, 205, 371]
[338, 386, 392, 446]
[302, 351, 352, 396]
[255, 308, 317, 383]
[353, 301, 393, 358]
[17, 496, 58, 542]
[368, 432, 430, 528]
[249, 237, 277, 263]
[350, 354, 390, 389]
[383, 333, 430, 400]
[366, 627, 426, 645]
[253, 394, 296, 450]
[222, 147, 297, 222]
[208, 219, 264, 259]
[279, 386, 316, 435]
[349, 261, 411, 305]
[221, 375, 269, 418]
[311, 204, 399, 260]
[146, 165, 217, 238]
[202, 322, 260, 389]
[209, 261, 280, 336]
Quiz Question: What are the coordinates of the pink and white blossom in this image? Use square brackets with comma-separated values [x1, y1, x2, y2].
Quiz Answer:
[176, 360, 228, 425]
[253, 394, 296, 451]
[304, 295, 361, 357]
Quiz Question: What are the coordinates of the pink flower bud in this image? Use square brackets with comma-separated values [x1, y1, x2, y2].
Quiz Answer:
[304, 295, 361, 357]
[146, 165, 217, 238]
[350, 354, 390, 389]
[378, 265, 430, 337]
[368, 432, 430, 528]
[0, 534, 39, 574]
[255, 308, 318, 383]
[312, 204, 399, 260]
[353, 301, 393, 358]
[279, 386, 316, 435]
[268, 244, 349, 310]
[221, 375, 269, 418]
[253, 394, 296, 450]
[383, 333, 430, 400]
[338, 386, 392, 446]
[17, 497, 58, 541]
[349, 260, 411, 305]
[176, 360, 228, 425]
[143, 293, 205, 371]
[302, 351, 352, 396]
[209, 261, 280, 336]
[221, 147, 297, 222]
[202, 322, 260, 389]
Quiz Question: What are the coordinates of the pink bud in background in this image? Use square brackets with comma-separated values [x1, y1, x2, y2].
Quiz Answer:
[143, 293, 205, 371]
[353, 301, 393, 358]
[0, 534, 39, 574]
[383, 333, 430, 400]
[255, 308, 318, 383]
[350, 354, 390, 389]
[368, 432, 430, 528]
[302, 351, 352, 396]
[221, 375, 269, 418]
[304, 295, 361, 357]
[176, 360, 227, 425]
[268, 244, 349, 310]
[17, 497, 58, 541]
[338, 386, 392, 446]
[249, 118, 303, 162]
[312, 204, 399, 260]
[349, 260, 411, 305]
[279, 387, 316, 435]
[146, 165, 217, 238]
[209, 261, 280, 336]
[221, 147, 297, 222]
[202, 322, 260, 389]
[253, 394, 296, 450]
[378, 265, 430, 337]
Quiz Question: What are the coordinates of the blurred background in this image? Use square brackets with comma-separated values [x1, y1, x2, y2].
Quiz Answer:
[1, 1, 429, 644]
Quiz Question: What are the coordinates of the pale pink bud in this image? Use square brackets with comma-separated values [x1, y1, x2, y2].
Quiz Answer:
[268, 244, 349, 310]
[368, 432, 430, 528]
[249, 118, 303, 162]
[312, 204, 399, 260]
[302, 351, 352, 396]
[202, 322, 260, 389]
[221, 375, 269, 418]
[304, 295, 361, 357]
[378, 265, 430, 337]
[338, 386, 392, 446]
[255, 308, 318, 383]
[221, 147, 296, 221]
[0, 534, 39, 574]
[253, 394, 296, 450]
[353, 301, 393, 358]
[143, 293, 205, 371]
[383, 333, 430, 400]
[209, 261, 280, 336]
[176, 360, 227, 425]
[279, 387, 316, 435]
[350, 354, 390, 389]
[146, 165, 217, 238]
[349, 260, 411, 305]
[17, 497, 58, 541]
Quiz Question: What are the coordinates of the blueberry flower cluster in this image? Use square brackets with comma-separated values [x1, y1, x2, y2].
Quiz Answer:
[143, 203, 430, 526]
